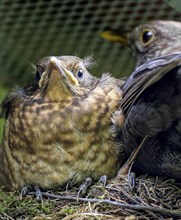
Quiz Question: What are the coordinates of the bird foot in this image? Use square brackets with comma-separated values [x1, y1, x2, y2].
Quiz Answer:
[77, 177, 93, 199]
[65, 181, 72, 192]
[34, 185, 43, 201]
[117, 170, 136, 190]
[77, 175, 108, 199]
[20, 186, 29, 199]
[20, 185, 43, 201]
[98, 175, 107, 187]
[107, 161, 136, 191]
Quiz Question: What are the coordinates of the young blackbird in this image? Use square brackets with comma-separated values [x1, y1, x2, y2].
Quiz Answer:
[0, 56, 125, 191]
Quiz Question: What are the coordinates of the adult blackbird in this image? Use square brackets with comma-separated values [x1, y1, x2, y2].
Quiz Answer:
[102, 20, 181, 180]
[101, 20, 181, 67]
[113, 53, 181, 180]
[0, 55, 125, 191]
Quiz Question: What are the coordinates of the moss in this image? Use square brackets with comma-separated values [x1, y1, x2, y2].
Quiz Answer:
[0, 189, 54, 219]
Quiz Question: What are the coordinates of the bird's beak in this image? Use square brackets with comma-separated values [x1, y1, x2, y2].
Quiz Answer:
[50, 56, 79, 86]
[100, 29, 130, 46]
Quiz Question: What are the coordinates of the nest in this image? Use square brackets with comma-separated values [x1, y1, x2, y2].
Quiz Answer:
[32, 175, 181, 219]
[0, 175, 180, 219]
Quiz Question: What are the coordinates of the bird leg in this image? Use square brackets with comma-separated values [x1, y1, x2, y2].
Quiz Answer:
[34, 185, 43, 201]
[20, 185, 43, 201]
[77, 175, 108, 199]
[116, 136, 148, 188]
[98, 175, 107, 187]
[77, 177, 93, 199]
[20, 186, 29, 199]
[117, 136, 148, 176]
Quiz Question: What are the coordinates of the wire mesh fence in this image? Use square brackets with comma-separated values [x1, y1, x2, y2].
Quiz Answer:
[1, 0, 180, 86]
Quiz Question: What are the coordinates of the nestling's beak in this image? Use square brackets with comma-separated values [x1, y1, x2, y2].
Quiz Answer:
[100, 29, 130, 46]
[50, 56, 79, 86]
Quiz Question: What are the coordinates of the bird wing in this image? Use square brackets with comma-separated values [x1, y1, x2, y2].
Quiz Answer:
[120, 53, 181, 115]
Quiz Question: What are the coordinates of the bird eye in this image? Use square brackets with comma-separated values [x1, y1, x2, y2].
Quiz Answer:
[140, 29, 154, 45]
[35, 71, 41, 81]
[77, 68, 83, 78]
[35, 64, 45, 81]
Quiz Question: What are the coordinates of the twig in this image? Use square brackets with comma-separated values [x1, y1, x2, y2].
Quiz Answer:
[28, 191, 181, 218]
[106, 184, 141, 205]
[0, 213, 14, 220]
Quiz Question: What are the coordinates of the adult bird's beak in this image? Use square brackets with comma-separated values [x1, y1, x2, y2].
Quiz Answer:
[100, 29, 130, 46]
[50, 56, 79, 87]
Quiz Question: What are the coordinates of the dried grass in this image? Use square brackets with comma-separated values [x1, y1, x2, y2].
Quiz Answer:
[27, 175, 181, 220]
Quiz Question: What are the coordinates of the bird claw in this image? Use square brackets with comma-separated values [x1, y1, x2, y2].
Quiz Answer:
[20, 186, 29, 199]
[20, 185, 43, 201]
[127, 172, 136, 191]
[34, 185, 43, 201]
[98, 175, 107, 187]
[65, 181, 71, 192]
[77, 177, 93, 199]
[108, 161, 136, 191]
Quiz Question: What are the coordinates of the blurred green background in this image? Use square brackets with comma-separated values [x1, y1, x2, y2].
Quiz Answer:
[0, 0, 180, 142]
[0, 88, 8, 141]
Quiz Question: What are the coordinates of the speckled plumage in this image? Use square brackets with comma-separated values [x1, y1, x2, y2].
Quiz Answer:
[0, 56, 125, 190]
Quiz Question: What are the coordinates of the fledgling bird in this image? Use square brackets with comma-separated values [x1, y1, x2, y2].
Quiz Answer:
[103, 20, 181, 180]
[0, 55, 125, 191]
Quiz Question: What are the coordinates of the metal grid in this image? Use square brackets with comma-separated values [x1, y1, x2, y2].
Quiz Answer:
[0, 0, 180, 87]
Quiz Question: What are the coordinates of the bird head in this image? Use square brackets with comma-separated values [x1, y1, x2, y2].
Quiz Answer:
[0, 55, 98, 117]
[101, 20, 181, 67]
[34, 55, 98, 101]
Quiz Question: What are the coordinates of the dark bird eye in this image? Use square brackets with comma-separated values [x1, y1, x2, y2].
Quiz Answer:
[77, 68, 83, 78]
[35, 71, 41, 81]
[35, 64, 45, 81]
[140, 29, 154, 45]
